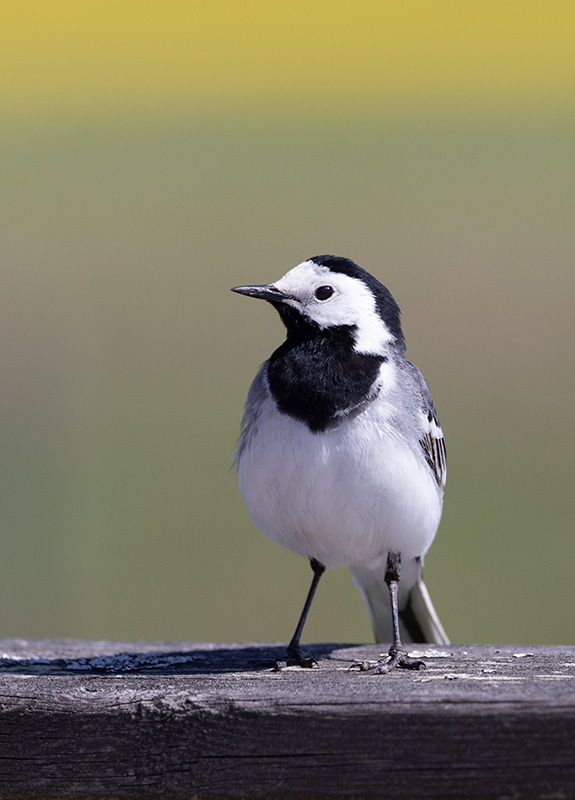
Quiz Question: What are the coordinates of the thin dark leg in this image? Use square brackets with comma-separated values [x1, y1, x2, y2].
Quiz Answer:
[386, 551, 403, 653]
[355, 552, 426, 674]
[274, 558, 325, 670]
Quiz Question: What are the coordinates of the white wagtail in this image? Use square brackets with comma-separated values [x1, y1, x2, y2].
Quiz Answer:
[232, 255, 449, 672]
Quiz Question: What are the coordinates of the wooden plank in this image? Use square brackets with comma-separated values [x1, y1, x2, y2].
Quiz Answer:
[0, 640, 573, 799]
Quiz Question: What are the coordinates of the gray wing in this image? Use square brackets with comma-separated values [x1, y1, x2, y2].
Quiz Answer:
[403, 360, 447, 488]
[234, 362, 269, 466]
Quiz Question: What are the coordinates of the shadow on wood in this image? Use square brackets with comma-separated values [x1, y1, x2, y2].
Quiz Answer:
[0, 639, 348, 675]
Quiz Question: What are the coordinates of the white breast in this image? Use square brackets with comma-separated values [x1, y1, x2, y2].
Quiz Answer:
[237, 392, 443, 570]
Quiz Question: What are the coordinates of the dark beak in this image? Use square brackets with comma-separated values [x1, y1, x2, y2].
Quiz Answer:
[231, 284, 287, 303]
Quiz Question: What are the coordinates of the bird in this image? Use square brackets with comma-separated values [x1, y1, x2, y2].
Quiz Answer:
[232, 255, 449, 673]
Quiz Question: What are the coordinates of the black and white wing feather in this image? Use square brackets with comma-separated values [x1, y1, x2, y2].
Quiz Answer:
[402, 360, 447, 488]
[420, 407, 447, 488]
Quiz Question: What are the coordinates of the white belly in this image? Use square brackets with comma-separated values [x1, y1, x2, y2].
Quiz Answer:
[237, 400, 443, 569]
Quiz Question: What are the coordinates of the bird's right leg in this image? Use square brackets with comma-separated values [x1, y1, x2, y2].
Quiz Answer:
[275, 558, 325, 670]
[355, 552, 426, 673]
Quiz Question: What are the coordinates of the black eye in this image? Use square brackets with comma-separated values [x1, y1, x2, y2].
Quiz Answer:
[315, 285, 334, 301]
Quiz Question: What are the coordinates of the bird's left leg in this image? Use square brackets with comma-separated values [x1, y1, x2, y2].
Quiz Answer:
[357, 552, 426, 673]
[274, 558, 325, 670]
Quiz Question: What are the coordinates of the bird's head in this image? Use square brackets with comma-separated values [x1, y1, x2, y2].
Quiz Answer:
[232, 255, 405, 356]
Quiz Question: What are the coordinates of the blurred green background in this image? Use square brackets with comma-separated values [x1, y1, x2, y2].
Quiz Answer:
[1, 2, 574, 646]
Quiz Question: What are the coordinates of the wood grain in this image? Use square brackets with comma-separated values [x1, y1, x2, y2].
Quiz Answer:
[0, 640, 573, 799]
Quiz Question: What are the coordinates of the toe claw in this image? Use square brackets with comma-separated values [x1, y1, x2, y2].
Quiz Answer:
[348, 660, 375, 672]
[351, 647, 427, 674]
[274, 645, 319, 670]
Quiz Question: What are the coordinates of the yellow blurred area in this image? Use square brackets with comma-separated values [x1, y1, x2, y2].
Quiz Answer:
[2, 0, 575, 118]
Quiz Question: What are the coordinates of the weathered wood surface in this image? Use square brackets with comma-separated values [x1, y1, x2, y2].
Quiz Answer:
[0, 639, 573, 799]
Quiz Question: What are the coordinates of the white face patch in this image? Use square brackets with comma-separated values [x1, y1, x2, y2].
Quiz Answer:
[273, 260, 395, 355]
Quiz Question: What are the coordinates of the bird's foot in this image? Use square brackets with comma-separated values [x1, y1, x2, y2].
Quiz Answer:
[350, 645, 426, 674]
[273, 643, 319, 671]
